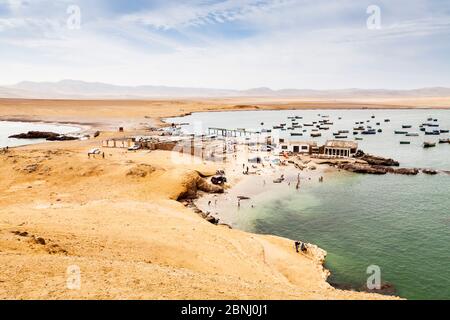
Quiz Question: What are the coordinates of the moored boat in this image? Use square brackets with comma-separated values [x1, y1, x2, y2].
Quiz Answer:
[400, 141, 410, 144]
[423, 142, 436, 148]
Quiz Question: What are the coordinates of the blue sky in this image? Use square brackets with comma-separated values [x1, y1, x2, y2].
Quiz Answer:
[1, 0, 450, 89]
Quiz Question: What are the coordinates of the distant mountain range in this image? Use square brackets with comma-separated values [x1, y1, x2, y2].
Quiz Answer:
[1, 80, 450, 99]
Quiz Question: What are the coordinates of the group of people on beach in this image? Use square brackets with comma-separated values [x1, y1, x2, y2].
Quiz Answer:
[294, 241, 308, 254]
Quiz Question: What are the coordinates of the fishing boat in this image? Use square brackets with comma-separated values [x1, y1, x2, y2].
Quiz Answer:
[440, 129, 449, 133]
[339, 130, 350, 133]
[423, 142, 436, 148]
[400, 141, 410, 144]
[420, 127, 426, 131]
[376, 122, 380, 125]
[310, 132, 322, 138]
[384, 119, 390, 122]
[295, 116, 303, 119]
[353, 131, 359, 135]
[405, 133, 419, 136]
[319, 126, 330, 130]
[394, 130, 408, 134]
[402, 125, 412, 129]
[303, 123, 314, 127]
[335, 135, 347, 139]
[273, 126, 283, 129]
[439, 138, 449, 144]
[290, 132, 303, 136]
[362, 130, 376, 135]
[355, 137, 363, 141]
[425, 130, 440, 135]
[371, 115, 375, 119]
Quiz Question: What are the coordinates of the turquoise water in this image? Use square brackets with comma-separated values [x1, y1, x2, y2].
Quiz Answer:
[0, 121, 80, 148]
[168, 109, 450, 299]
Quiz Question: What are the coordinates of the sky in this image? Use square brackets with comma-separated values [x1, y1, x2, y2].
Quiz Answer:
[1, 0, 450, 89]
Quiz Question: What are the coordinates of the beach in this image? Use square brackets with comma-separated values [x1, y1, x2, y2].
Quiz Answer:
[3, 97, 447, 300]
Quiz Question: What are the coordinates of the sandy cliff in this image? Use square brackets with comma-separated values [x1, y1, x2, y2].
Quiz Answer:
[0, 136, 397, 299]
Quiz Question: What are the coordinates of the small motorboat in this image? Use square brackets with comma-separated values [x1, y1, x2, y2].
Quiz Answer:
[402, 125, 412, 129]
[355, 137, 363, 141]
[440, 129, 449, 133]
[290, 133, 303, 136]
[335, 135, 347, 139]
[353, 131, 359, 135]
[362, 130, 376, 135]
[384, 119, 390, 122]
[394, 130, 408, 134]
[438, 138, 449, 144]
[405, 133, 419, 136]
[425, 130, 440, 135]
[310, 132, 322, 138]
[377, 129, 383, 133]
[400, 141, 410, 144]
[423, 142, 436, 148]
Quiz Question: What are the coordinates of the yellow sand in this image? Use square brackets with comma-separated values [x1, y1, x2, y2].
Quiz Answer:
[0, 98, 412, 299]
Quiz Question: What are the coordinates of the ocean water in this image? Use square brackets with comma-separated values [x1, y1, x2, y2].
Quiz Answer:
[0, 121, 81, 148]
[167, 109, 450, 300]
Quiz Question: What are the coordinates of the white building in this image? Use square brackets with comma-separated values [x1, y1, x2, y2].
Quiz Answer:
[277, 138, 317, 154]
[323, 140, 358, 157]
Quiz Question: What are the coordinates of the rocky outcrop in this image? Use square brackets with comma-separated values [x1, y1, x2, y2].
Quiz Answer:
[354, 150, 399, 166]
[337, 163, 419, 175]
[337, 163, 387, 174]
[177, 171, 224, 200]
[9, 131, 78, 141]
[422, 169, 438, 175]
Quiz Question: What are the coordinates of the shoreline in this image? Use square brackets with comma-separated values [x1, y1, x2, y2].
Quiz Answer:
[190, 148, 387, 295]
[0, 102, 414, 299]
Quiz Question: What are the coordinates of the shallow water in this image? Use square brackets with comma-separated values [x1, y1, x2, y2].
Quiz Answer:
[168, 109, 450, 299]
[0, 121, 81, 148]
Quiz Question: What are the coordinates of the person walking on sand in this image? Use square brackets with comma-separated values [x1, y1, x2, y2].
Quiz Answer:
[294, 241, 301, 253]
[208, 200, 211, 207]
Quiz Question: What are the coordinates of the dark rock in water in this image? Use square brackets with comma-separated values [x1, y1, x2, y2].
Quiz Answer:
[205, 215, 219, 225]
[422, 169, 438, 175]
[9, 131, 78, 141]
[9, 131, 60, 139]
[378, 166, 419, 175]
[330, 280, 397, 296]
[337, 163, 387, 174]
[355, 151, 400, 166]
[360, 282, 397, 296]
